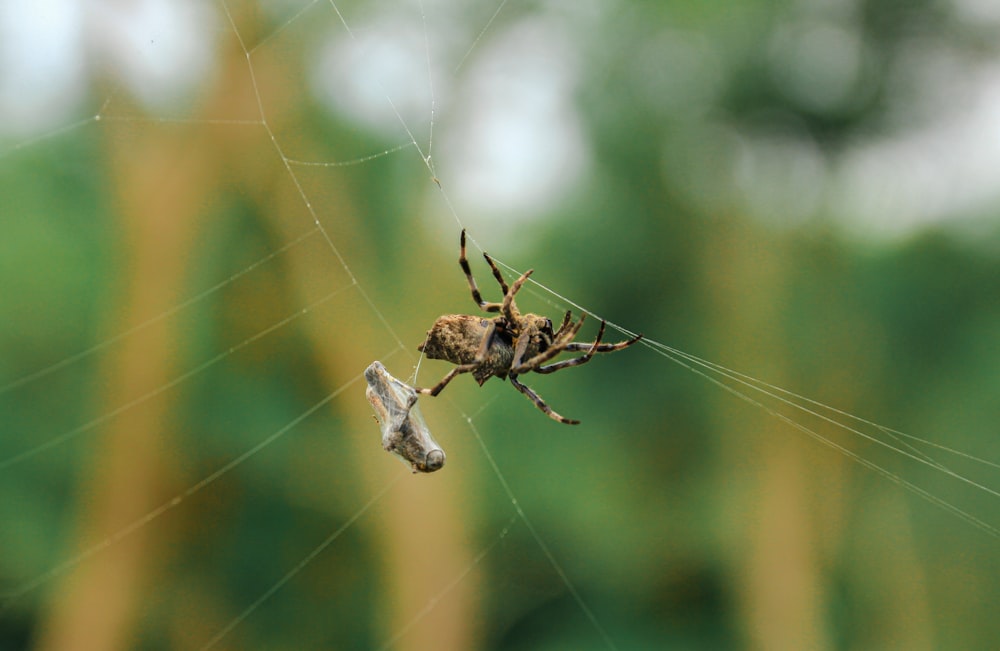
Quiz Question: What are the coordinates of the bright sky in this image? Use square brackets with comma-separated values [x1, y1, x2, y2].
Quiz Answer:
[3, 0, 1000, 242]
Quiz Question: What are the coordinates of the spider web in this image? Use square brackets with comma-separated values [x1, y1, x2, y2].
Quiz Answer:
[2, 1, 1000, 650]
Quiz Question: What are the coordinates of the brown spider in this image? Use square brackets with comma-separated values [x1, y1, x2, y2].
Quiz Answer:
[415, 230, 642, 425]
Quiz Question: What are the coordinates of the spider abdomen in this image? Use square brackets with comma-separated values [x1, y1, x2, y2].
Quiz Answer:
[419, 314, 488, 364]
[418, 314, 513, 384]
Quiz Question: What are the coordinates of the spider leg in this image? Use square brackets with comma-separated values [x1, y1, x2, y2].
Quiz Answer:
[508, 374, 579, 425]
[459, 229, 504, 313]
[416, 362, 480, 396]
[510, 330, 534, 371]
[528, 319, 606, 374]
[500, 268, 534, 325]
[551, 310, 573, 339]
[482, 251, 510, 296]
[511, 314, 586, 374]
[563, 331, 643, 352]
[510, 313, 575, 370]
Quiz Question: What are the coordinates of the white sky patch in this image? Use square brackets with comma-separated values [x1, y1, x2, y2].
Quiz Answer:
[0, 0, 216, 138]
[954, 0, 1000, 25]
[434, 18, 588, 249]
[312, 13, 439, 140]
[90, 0, 218, 112]
[768, 19, 867, 115]
[1, 0, 998, 245]
[832, 62, 1000, 238]
[0, 0, 86, 137]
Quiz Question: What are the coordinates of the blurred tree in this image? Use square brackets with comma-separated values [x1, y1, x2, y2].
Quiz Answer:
[2, 0, 999, 650]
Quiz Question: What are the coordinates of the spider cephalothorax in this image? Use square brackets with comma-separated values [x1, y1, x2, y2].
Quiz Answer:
[416, 230, 642, 425]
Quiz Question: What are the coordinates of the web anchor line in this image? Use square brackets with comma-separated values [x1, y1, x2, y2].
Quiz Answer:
[7, 2, 997, 650]
[221, 0, 625, 643]
[478, 256, 1000, 538]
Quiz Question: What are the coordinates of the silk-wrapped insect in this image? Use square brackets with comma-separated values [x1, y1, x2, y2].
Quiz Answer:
[364, 361, 445, 473]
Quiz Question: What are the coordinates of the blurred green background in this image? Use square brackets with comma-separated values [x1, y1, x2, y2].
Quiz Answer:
[2, 1, 1000, 650]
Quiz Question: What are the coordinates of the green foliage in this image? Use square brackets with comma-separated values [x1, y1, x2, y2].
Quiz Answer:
[2, 1, 1000, 650]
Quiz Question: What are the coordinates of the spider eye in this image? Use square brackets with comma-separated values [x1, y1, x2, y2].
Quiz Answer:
[545, 318, 553, 330]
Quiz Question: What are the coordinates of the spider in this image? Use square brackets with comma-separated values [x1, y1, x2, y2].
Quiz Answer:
[415, 229, 642, 425]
